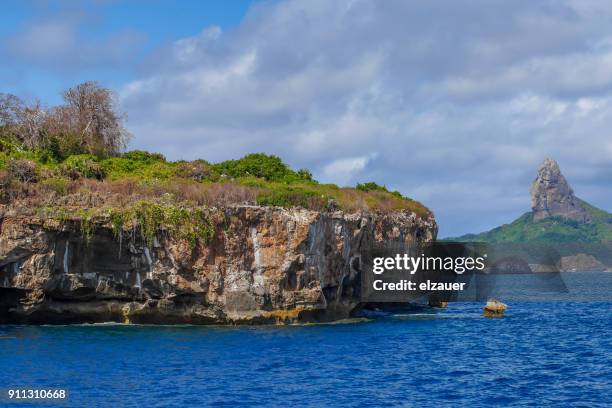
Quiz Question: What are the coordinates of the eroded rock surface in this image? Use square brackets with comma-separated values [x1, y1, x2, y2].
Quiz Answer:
[530, 158, 590, 223]
[0, 205, 436, 324]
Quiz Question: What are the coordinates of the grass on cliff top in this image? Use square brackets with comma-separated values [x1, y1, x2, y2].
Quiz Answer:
[0, 135, 431, 218]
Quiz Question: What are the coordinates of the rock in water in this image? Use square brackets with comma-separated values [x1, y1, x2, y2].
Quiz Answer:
[530, 158, 590, 223]
[428, 299, 448, 308]
[483, 299, 507, 317]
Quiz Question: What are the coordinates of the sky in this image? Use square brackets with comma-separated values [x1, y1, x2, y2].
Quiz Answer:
[2, 0, 612, 237]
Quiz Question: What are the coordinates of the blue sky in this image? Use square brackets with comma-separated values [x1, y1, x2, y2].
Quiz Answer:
[0, 0, 252, 103]
[2, 0, 612, 237]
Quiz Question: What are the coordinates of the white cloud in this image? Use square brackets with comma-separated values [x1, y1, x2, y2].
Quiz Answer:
[322, 156, 370, 186]
[434, 48, 612, 100]
[119, 0, 612, 236]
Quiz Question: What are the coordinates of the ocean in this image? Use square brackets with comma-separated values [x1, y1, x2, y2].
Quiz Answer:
[1, 272, 611, 407]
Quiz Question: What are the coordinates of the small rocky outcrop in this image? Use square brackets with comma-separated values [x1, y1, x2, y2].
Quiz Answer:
[483, 299, 507, 317]
[490, 256, 533, 274]
[0, 205, 436, 325]
[528, 263, 559, 273]
[558, 254, 606, 272]
[530, 158, 590, 223]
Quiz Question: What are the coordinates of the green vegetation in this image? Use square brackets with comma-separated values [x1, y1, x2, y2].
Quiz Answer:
[108, 200, 215, 247]
[61, 155, 106, 180]
[449, 201, 612, 267]
[0, 82, 432, 248]
[454, 202, 612, 243]
[356, 182, 403, 198]
[211, 153, 313, 183]
[0, 136, 431, 247]
[0, 119, 431, 217]
[37, 200, 215, 249]
[101, 153, 175, 181]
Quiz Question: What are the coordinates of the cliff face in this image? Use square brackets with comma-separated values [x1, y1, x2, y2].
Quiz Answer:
[0, 205, 436, 324]
[530, 158, 590, 223]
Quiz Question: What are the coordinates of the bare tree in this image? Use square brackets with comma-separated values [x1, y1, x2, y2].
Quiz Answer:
[61, 81, 131, 155]
[1, 82, 131, 156]
[15, 100, 46, 149]
[0, 93, 23, 128]
[0, 94, 46, 148]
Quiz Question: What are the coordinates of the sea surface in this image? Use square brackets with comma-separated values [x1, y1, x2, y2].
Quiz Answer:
[1, 272, 611, 407]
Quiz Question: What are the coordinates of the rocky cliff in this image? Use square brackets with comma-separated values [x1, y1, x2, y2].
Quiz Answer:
[0, 205, 436, 324]
[530, 158, 590, 223]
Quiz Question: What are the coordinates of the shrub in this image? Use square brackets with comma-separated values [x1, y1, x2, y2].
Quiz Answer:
[101, 154, 174, 181]
[0, 136, 20, 169]
[123, 150, 166, 163]
[41, 177, 69, 195]
[212, 153, 314, 183]
[7, 158, 38, 182]
[36, 133, 87, 163]
[174, 160, 214, 182]
[60, 154, 106, 180]
[0, 152, 8, 169]
[296, 169, 314, 182]
[356, 181, 403, 198]
[0, 135, 19, 154]
[356, 182, 387, 192]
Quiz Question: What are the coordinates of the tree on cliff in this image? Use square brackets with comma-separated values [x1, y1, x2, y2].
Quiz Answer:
[0, 93, 22, 126]
[0, 94, 46, 149]
[0, 82, 131, 157]
[57, 81, 131, 156]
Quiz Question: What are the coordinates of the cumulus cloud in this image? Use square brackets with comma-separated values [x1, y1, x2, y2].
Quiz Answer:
[120, 0, 612, 236]
[322, 156, 370, 186]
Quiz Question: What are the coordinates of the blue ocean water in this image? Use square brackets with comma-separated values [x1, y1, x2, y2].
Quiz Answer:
[1, 273, 611, 407]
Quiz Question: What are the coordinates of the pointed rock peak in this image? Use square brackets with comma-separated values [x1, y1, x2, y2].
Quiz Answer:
[530, 158, 590, 224]
[538, 158, 561, 177]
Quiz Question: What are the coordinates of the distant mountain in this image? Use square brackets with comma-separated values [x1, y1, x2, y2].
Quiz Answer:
[453, 158, 612, 244]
